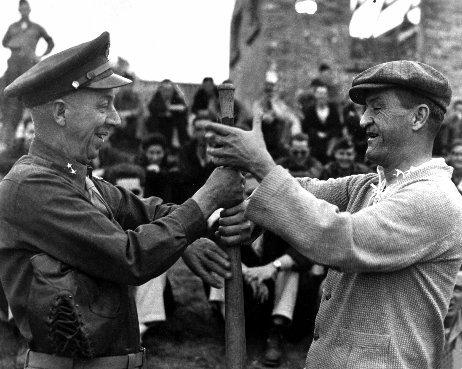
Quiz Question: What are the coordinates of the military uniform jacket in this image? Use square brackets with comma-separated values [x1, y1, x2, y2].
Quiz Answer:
[0, 139, 206, 357]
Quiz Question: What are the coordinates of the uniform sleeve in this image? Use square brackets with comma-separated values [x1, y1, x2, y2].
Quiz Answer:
[246, 166, 458, 273]
[13, 175, 206, 285]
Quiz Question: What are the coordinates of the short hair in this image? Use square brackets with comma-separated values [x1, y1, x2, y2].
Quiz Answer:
[392, 88, 445, 136]
[332, 138, 355, 152]
[104, 163, 145, 187]
[202, 77, 214, 84]
[19, 0, 29, 6]
[141, 133, 167, 151]
[291, 133, 309, 143]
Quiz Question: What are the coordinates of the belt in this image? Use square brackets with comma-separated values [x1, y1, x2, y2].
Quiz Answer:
[25, 348, 146, 369]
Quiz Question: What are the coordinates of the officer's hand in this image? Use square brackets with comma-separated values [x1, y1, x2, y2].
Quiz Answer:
[216, 201, 253, 246]
[182, 238, 232, 289]
[192, 167, 244, 219]
[196, 116, 277, 180]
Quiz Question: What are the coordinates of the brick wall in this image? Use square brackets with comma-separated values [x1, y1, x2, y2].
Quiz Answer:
[231, 0, 462, 110]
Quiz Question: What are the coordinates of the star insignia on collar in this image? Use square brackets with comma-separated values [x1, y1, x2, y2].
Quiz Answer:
[67, 163, 76, 175]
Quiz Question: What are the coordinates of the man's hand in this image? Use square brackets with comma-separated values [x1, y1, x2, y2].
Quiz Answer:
[192, 167, 244, 219]
[246, 263, 278, 285]
[183, 238, 232, 289]
[216, 202, 253, 246]
[196, 116, 277, 181]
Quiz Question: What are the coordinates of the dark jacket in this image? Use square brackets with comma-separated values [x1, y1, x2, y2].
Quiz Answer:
[0, 140, 205, 357]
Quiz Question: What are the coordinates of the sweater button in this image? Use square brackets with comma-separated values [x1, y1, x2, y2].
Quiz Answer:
[325, 293, 331, 301]
[313, 332, 320, 341]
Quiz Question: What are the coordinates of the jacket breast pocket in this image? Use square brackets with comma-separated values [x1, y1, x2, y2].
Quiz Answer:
[339, 328, 391, 369]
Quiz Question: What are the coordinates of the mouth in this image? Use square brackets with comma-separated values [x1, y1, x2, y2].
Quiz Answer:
[95, 132, 109, 142]
[366, 128, 379, 142]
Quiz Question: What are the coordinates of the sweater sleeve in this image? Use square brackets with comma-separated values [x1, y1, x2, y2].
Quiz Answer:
[246, 166, 458, 273]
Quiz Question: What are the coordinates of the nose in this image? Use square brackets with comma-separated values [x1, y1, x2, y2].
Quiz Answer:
[106, 107, 121, 127]
[359, 109, 372, 128]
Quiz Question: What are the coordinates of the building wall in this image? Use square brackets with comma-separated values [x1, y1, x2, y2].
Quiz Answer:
[231, 0, 462, 110]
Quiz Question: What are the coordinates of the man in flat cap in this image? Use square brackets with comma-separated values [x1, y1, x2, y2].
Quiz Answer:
[1, 0, 54, 151]
[201, 60, 462, 368]
[0, 32, 250, 369]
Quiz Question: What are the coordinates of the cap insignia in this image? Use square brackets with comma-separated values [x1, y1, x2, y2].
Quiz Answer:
[72, 81, 80, 89]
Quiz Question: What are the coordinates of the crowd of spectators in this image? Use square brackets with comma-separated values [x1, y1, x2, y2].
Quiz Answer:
[2, 62, 462, 367]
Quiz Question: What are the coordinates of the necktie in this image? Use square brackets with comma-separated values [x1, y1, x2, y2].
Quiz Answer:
[85, 176, 110, 217]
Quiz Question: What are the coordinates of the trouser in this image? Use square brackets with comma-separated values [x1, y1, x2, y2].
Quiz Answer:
[24, 349, 146, 369]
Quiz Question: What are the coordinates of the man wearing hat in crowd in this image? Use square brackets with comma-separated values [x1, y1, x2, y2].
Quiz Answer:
[0, 32, 250, 369]
[201, 60, 462, 368]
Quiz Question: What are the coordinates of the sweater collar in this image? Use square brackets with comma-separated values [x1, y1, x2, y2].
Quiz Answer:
[371, 158, 453, 204]
[28, 139, 91, 190]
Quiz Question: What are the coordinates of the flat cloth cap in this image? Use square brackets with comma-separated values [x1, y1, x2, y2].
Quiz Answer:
[349, 60, 452, 113]
[4, 32, 131, 107]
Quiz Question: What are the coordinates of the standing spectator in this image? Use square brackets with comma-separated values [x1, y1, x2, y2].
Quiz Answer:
[310, 63, 341, 104]
[435, 99, 462, 157]
[446, 139, 462, 194]
[441, 271, 462, 369]
[252, 81, 301, 149]
[191, 77, 220, 120]
[343, 102, 367, 161]
[1, 0, 54, 151]
[175, 114, 215, 203]
[277, 133, 323, 178]
[145, 79, 189, 148]
[321, 138, 371, 180]
[301, 85, 342, 163]
[139, 133, 177, 202]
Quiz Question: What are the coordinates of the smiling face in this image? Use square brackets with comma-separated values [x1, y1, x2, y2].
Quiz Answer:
[145, 144, 165, 165]
[290, 139, 310, 166]
[63, 88, 120, 164]
[360, 89, 414, 168]
[334, 147, 356, 168]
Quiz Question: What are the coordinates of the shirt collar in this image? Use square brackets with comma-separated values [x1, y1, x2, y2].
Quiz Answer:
[28, 139, 91, 190]
[371, 158, 453, 204]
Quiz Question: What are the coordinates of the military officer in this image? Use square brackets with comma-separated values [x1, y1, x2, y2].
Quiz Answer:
[0, 32, 248, 369]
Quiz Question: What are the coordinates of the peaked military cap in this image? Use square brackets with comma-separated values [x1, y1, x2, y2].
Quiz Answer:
[349, 60, 452, 113]
[4, 32, 131, 107]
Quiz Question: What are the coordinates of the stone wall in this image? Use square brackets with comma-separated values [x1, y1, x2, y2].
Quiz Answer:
[231, 0, 462, 110]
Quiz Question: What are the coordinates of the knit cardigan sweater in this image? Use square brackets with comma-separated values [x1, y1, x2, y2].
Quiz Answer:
[246, 159, 462, 369]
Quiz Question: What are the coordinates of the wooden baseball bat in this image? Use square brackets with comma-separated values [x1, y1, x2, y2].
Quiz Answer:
[218, 83, 246, 369]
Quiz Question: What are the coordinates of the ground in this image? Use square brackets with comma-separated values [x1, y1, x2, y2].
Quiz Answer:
[0, 259, 311, 369]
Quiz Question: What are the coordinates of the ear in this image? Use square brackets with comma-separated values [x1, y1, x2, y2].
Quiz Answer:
[411, 104, 430, 132]
[51, 99, 67, 127]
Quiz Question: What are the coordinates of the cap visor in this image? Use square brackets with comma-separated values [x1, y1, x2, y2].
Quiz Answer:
[87, 73, 132, 89]
[349, 83, 397, 105]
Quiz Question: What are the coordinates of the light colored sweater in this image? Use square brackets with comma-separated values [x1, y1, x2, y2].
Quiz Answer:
[246, 159, 462, 369]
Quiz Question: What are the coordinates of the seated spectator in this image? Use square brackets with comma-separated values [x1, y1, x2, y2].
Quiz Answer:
[191, 77, 220, 121]
[138, 133, 177, 201]
[252, 81, 301, 146]
[145, 79, 189, 148]
[0, 117, 34, 175]
[441, 271, 462, 368]
[446, 139, 462, 194]
[277, 133, 323, 178]
[210, 175, 324, 367]
[342, 102, 367, 161]
[175, 114, 215, 203]
[320, 138, 371, 179]
[435, 99, 462, 157]
[110, 75, 143, 157]
[301, 84, 342, 164]
[104, 163, 175, 341]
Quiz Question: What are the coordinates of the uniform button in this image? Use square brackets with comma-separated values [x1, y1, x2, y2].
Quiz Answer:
[325, 293, 331, 301]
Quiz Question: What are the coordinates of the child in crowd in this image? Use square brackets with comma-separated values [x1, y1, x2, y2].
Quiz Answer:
[320, 138, 371, 179]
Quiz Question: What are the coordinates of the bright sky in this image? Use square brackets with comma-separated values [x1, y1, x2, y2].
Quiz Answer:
[0, 0, 235, 83]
